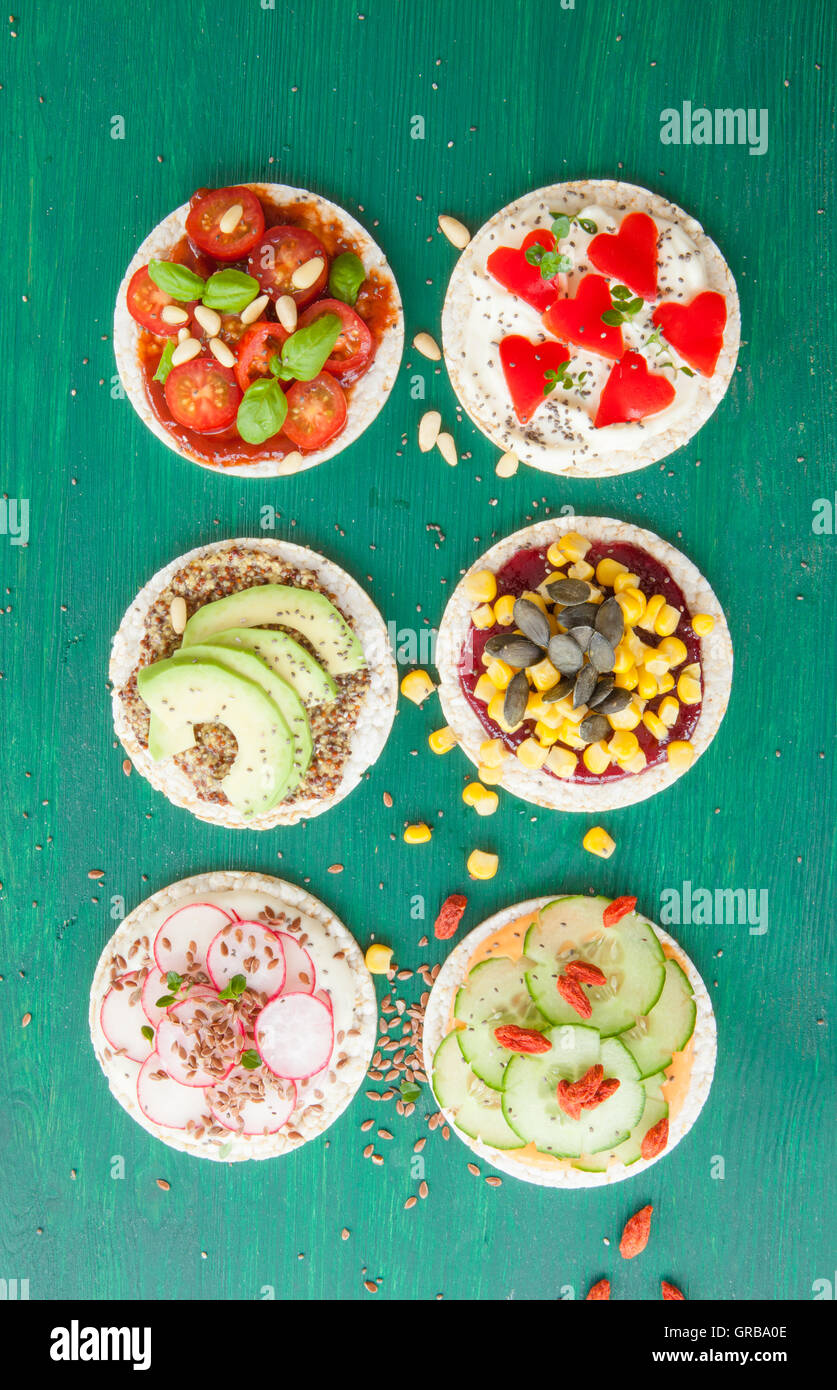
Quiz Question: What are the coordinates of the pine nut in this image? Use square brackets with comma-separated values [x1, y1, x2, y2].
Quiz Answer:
[177, 327, 191, 344]
[495, 450, 519, 478]
[280, 451, 305, 472]
[239, 293, 269, 326]
[169, 597, 187, 634]
[171, 337, 201, 366]
[193, 304, 221, 337]
[276, 295, 298, 332]
[290, 257, 324, 291]
[160, 305, 189, 326]
[436, 431, 458, 467]
[438, 214, 471, 249]
[218, 202, 243, 235]
[418, 410, 441, 452]
[209, 337, 236, 368]
[412, 331, 441, 361]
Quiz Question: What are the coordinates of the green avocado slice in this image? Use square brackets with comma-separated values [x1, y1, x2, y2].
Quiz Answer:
[203, 627, 338, 705]
[181, 585, 365, 677]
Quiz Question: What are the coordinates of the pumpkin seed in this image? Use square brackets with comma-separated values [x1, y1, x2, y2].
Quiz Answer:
[542, 675, 575, 703]
[578, 713, 611, 744]
[573, 663, 598, 708]
[503, 670, 530, 727]
[560, 601, 598, 629]
[588, 631, 615, 673]
[489, 635, 543, 667]
[569, 624, 595, 652]
[547, 633, 584, 675]
[545, 577, 592, 605]
[483, 634, 511, 658]
[595, 596, 624, 646]
[587, 675, 615, 708]
[513, 597, 551, 648]
[596, 687, 634, 715]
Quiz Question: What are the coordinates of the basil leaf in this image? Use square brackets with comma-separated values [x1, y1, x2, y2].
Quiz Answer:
[329, 251, 365, 306]
[280, 313, 342, 382]
[140, 1025, 154, 1043]
[153, 340, 176, 384]
[601, 309, 625, 326]
[155, 994, 175, 1008]
[202, 269, 259, 313]
[611, 284, 632, 300]
[550, 215, 571, 241]
[524, 243, 545, 266]
[240, 1049, 261, 1071]
[577, 217, 598, 234]
[148, 260, 205, 301]
[236, 377, 288, 445]
[626, 297, 644, 315]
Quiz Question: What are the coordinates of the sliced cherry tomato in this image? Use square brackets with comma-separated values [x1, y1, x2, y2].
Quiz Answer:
[234, 322, 291, 393]
[248, 226, 329, 307]
[283, 372, 347, 450]
[297, 298, 373, 382]
[185, 186, 266, 262]
[126, 265, 195, 338]
[164, 358, 242, 434]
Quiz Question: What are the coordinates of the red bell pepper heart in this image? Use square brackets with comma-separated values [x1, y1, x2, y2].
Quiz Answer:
[588, 212, 659, 300]
[487, 230, 564, 312]
[652, 290, 727, 377]
[542, 274, 623, 360]
[499, 335, 572, 424]
[594, 351, 676, 429]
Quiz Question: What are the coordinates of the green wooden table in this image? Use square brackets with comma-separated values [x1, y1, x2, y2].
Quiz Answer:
[1, 0, 834, 1301]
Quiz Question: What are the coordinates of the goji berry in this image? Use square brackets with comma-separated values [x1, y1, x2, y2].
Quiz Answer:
[586, 1278, 611, 1300]
[557, 974, 592, 1019]
[582, 1076, 621, 1109]
[433, 893, 468, 940]
[603, 895, 638, 927]
[565, 959, 607, 986]
[661, 1280, 685, 1300]
[493, 1025, 552, 1054]
[640, 1116, 670, 1160]
[619, 1204, 653, 1259]
[556, 1080, 582, 1120]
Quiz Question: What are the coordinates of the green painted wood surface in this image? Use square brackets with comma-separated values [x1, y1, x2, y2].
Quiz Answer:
[0, 0, 834, 1302]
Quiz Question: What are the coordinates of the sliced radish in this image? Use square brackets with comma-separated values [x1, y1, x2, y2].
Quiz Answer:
[275, 931, 316, 994]
[141, 966, 171, 1028]
[137, 1052, 210, 1130]
[100, 973, 153, 1063]
[255, 992, 334, 1080]
[153, 902, 233, 977]
[206, 920, 286, 999]
[208, 1065, 297, 1136]
[156, 994, 242, 1088]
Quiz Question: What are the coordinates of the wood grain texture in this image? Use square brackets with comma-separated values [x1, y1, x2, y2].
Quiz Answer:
[0, 0, 834, 1301]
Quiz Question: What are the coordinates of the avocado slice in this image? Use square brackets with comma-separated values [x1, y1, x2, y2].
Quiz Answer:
[202, 627, 338, 705]
[137, 657, 295, 818]
[145, 644, 312, 792]
[181, 585, 365, 677]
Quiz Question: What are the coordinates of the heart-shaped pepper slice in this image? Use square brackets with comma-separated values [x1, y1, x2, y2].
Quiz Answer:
[499, 335, 572, 424]
[594, 351, 675, 429]
[652, 290, 727, 377]
[542, 274, 623, 360]
[588, 211, 659, 300]
[487, 230, 565, 312]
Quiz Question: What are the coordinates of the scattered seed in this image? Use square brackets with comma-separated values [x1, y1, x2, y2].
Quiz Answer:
[275, 294, 298, 331]
[87, 869, 104, 881]
[341, 1228, 350, 1241]
[438, 213, 471, 249]
[418, 410, 442, 452]
[413, 331, 441, 360]
[364, 1280, 378, 1293]
[485, 1176, 502, 1187]
[21, 1012, 31, 1027]
[169, 596, 187, 634]
[156, 1178, 170, 1191]
[495, 450, 519, 478]
[383, 791, 393, 807]
[467, 1163, 480, 1176]
[327, 863, 344, 874]
[404, 1196, 417, 1209]
[419, 1180, 429, 1199]
[193, 304, 221, 336]
[121, 758, 132, 776]
[436, 431, 458, 467]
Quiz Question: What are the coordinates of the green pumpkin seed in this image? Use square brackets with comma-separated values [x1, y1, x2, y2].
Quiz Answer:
[483, 634, 511, 658]
[573, 663, 598, 708]
[578, 712, 611, 744]
[569, 623, 595, 651]
[588, 630, 615, 673]
[596, 687, 633, 715]
[587, 675, 615, 709]
[547, 633, 584, 675]
[503, 670, 530, 727]
[542, 675, 575, 703]
[489, 635, 544, 667]
[545, 577, 592, 605]
[594, 596, 624, 646]
[561, 601, 598, 629]
[513, 597, 551, 648]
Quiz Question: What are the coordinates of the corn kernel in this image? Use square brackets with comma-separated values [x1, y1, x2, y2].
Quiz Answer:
[556, 531, 592, 562]
[525, 692, 548, 721]
[463, 782, 499, 815]
[667, 740, 695, 770]
[403, 822, 432, 844]
[567, 559, 595, 582]
[677, 672, 702, 705]
[636, 668, 658, 700]
[607, 699, 643, 731]
[545, 745, 578, 779]
[478, 762, 505, 785]
[562, 702, 588, 727]
[657, 636, 688, 667]
[612, 641, 635, 675]
[654, 603, 682, 637]
[596, 557, 628, 588]
[541, 571, 566, 590]
[637, 594, 666, 631]
[471, 603, 496, 629]
[614, 668, 639, 691]
[643, 651, 670, 678]
[546, 541, 568, 567]
[400, 669, 435, 705]
[536, 703, 564, 730]
[624, 749, 647, 774]
[613, 570, 640, 594]
[616, 588, 645, 626]
[365, 943, 393, 974]
[494, 593, 516, 626]
[479, 738, 509, 768]
[428, 726, 457, 754]
[534, 720, 561, 746]
[521, 589, 548, 614]
[558, 721, 587, 749]
[583, 826, 616, 859]
[692, 613, 715, 636]
[657, 670, 675, 694]
[464, 569, 497, 603]
[529, 656, 560, 691]
[516, 737, 549, 770]
[583, 740, 611, 775]
[642, 710, 668, 741]
[658, 695, 680, 728]
[608, 729, 639, 763]
[474, 674, 498, 704]
[467, 849, 499, 880]
[486, 658, 514, 690]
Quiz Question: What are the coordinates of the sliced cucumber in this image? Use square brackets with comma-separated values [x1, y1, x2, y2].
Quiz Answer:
[454, 955, 548, 1090]
[432, 1032, 523, 1150]
[524, 895, 665, 1037]
[573, 1091, 669, 1172]
[621, 959, 696, 1078]
[644, 1070, 668, 1101]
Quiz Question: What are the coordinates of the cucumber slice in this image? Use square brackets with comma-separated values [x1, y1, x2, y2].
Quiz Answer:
[524, 895, 665, 1037]
[621, 959, 696, 1078]
[432, 1032, 523, 1150]
[644, 1070, 668, 1101]
[573, 1092, 669, 1172]
[502, 1029, 644, 1158]
[454, 956, 548, 1090]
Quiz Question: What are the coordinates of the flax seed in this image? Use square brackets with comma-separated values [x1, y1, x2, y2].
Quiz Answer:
[404, 1196, 417, 1209]
[419, 1180, 429, 1199]
[467, 1163, 480, 1176]
[485, 1176, 502, 1187]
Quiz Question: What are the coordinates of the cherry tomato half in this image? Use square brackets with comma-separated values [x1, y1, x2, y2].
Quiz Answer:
[164, 358, 242, 434]
[126, 265, 195, 338]
[283, 372, 347, 450]
[248, 226, 329, 307]
[234, 321, 290, 394]
[297, 299, 374, 383]
[185, 186, 266, 262]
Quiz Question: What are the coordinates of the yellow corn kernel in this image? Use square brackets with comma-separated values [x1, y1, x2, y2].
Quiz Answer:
[607, 699, 643, 731]
[636, 668, 658, 701]
[624, 749, 647, 774]
[534, 720, 561, 746]
[428, 726, 457, 754]
[525, 693, 546, 721]
[545, 745, 578, 779]
[474, 674, 498, 704]
[582, 826, 616, 859]
[612, 641, 634, 675]
[536, 703, 564, 731]
[608, 729, 640, 763]
[654, 603, 682, 637]
[677, 672, 702, 705]
[642, 710, 668, 741]
[486, 658, 514, 690]
[516, 737, 549, 770]
[667, 740, 695, 770]
[596, 557, 628, 588]
[643, 651, 670, 678]
[471, 603, 496, 629]
[529, 657, 560, 691]
[657, 670, 675, 694]
[463, 782, 500, 815]
[479, 738, 509, 768]
[467, 849, 499, 880]
[562, 702, 588, 727]
[521, 589, 548, 614]
[400, 669, 435, 705]
[583, 740, 611, 775]
[403, 822, 432, 844]
[365, 943, 393, 974]
[692, 613, 715, 636]
[637, 594, 666, 631]
[567, 559, 595, 582]
[613, 570, 640, 594]
[546, 541, 568, 567]
[614, 668, 639, 692]
[558, 721, 587, 749]
[541, 571, 566, 590]
[478, 762, 505, 785]
[657, 636, 688, 667]
[464, 569, 497, 603]
[658, 695, 680, 728]
[494, 593, 516, 626]
[556, 531, 592, 562]
[616, 588, 645, 626]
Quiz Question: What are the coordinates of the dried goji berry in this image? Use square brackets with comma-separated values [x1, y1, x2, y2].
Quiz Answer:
[565, 959, 607, 986]
[640, 1116, 670, 1160]
[433, 893, 467, 940]
[556, 1080, 582, 1120]
[582, 1076, 620, 1109]
[557, 974, 592, 1019]
[493, 1024, 552, 1054]
[569, 1063, 604, 1103]
[619, 1204, 653, 1259]
[586, 1278, 611, 1300]
[661, 1280, 685, 1300]
[603, 895, 638, 927]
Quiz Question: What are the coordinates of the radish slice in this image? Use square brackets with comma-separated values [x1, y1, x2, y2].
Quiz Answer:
[140, 966, 171, 1028]
[156, 995, 242, 1088]
[137, 1052, 210, 1129]
[206, 920, 286, 999]
[208, 1065, 297, 1136]
[275, 931, 316, 994]
[153, 902, 233, 977]
[255, 992, 334, 1080]
[100, 973, 153, 1063]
